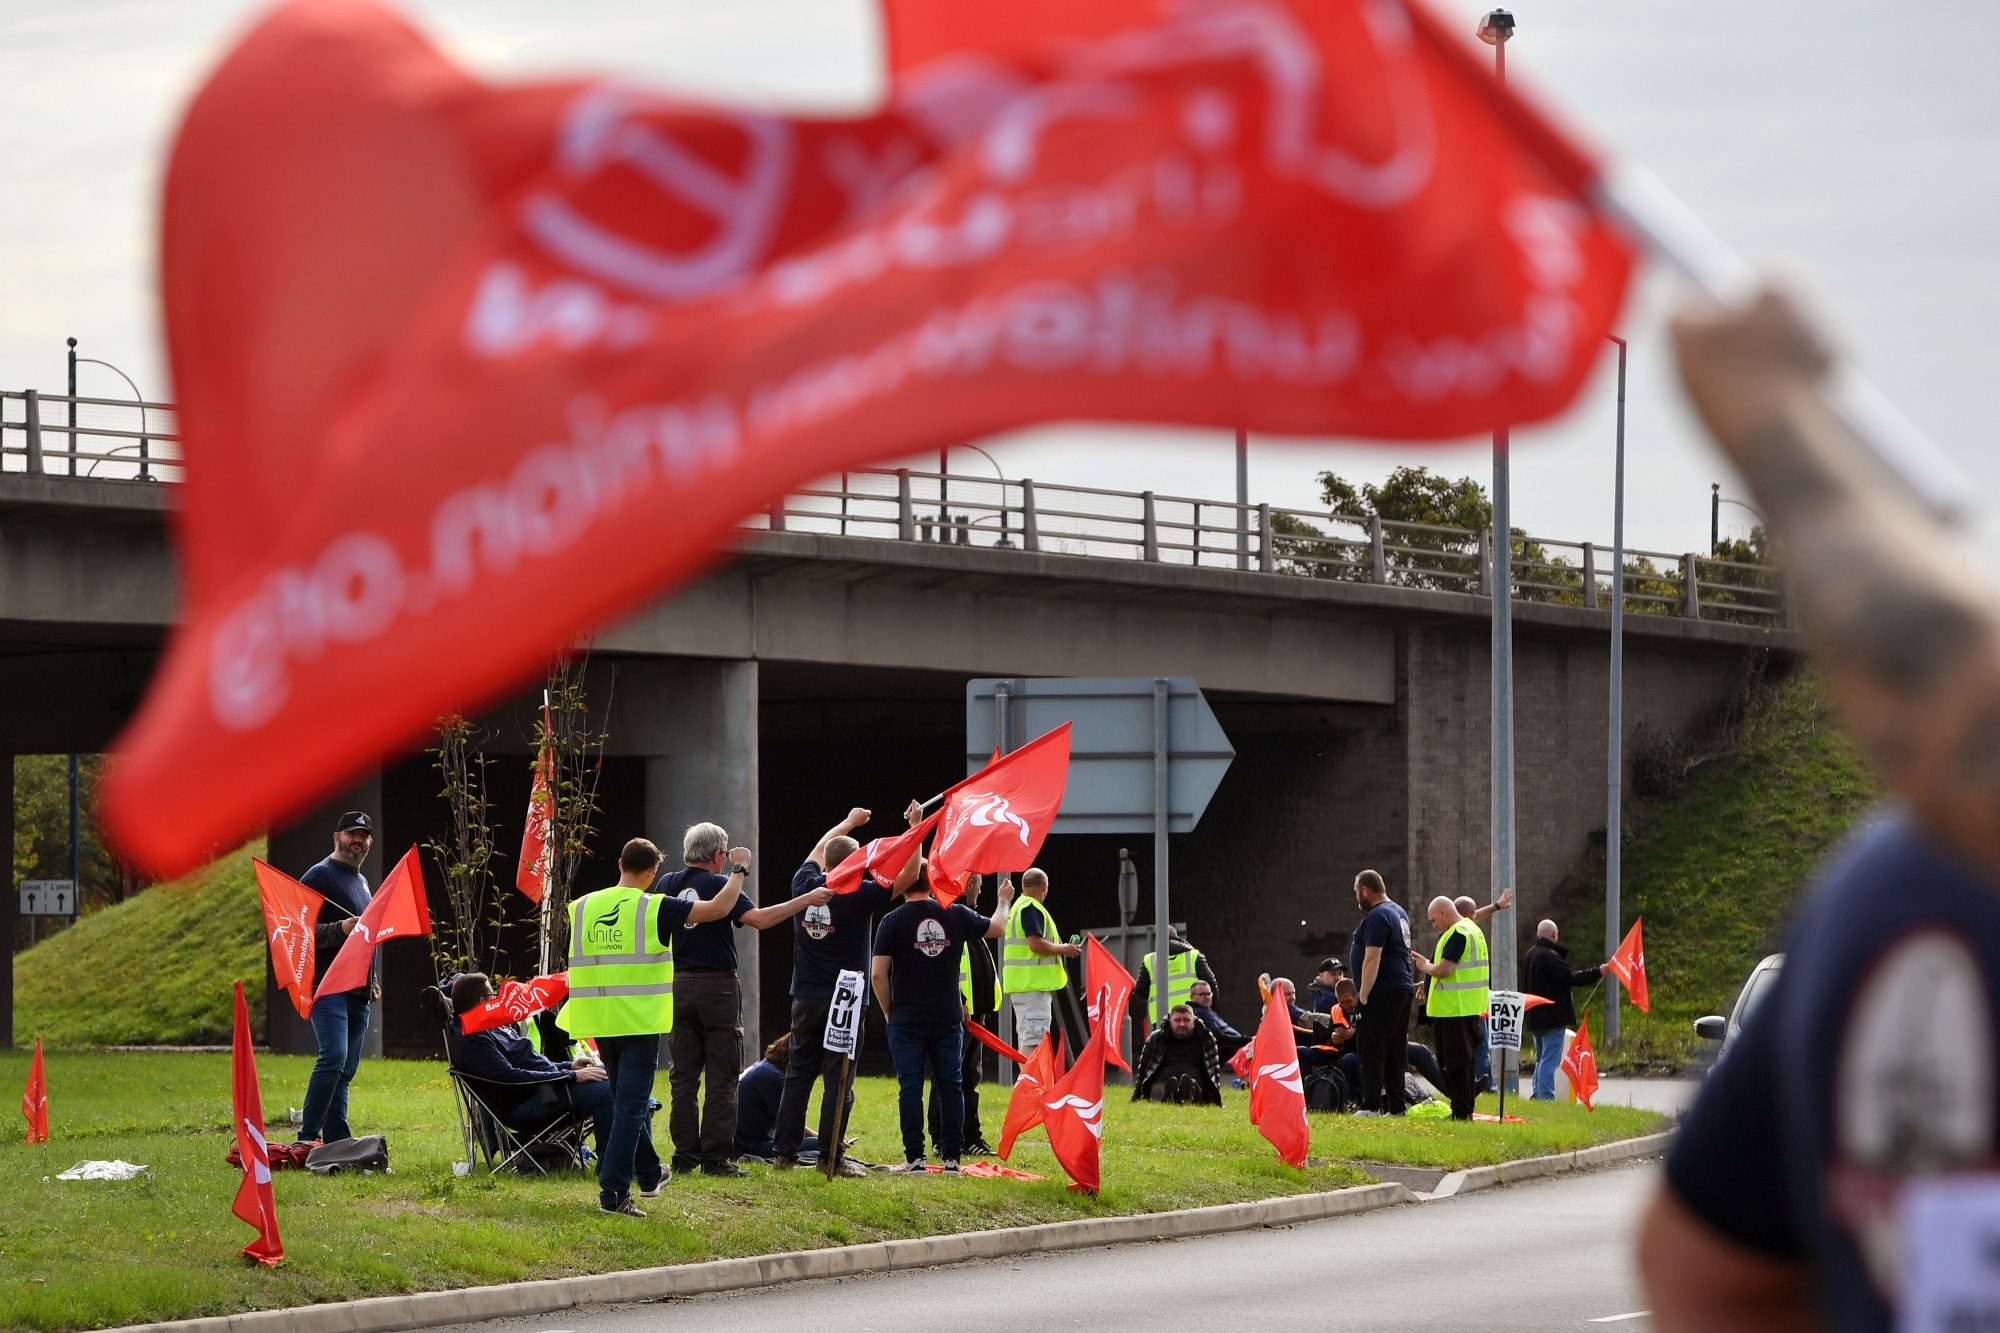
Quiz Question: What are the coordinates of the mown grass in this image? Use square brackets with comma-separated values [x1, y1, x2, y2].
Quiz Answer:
[0, 1050, 1659, 1330]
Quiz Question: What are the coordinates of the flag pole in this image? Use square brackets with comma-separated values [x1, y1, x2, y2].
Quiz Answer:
[822, 1050, 857, 1180]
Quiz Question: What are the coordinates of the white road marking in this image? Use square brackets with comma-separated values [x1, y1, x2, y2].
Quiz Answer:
[1588, 1314, 1651, 1324]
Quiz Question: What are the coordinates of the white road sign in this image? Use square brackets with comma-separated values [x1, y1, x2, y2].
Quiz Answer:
[20, 880, 75, 917]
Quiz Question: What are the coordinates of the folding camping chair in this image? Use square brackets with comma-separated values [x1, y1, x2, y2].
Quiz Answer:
[423, 986, 589, 1177]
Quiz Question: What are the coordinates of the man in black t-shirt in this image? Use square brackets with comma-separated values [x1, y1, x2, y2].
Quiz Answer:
[297, 811, 377, 1145]
[1348, 868, 1414, 1115]
[770, 806, 922, 1174]
[655, 821, 834, 1177]
[871, 863, 1006, 1172]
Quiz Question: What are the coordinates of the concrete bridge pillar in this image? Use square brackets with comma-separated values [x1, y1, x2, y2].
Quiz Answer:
[609, 658, 762, 1067]
[266, 773, 386, 1059]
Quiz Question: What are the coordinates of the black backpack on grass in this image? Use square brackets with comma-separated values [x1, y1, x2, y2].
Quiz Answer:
[1303, 1066, 1348, 1113]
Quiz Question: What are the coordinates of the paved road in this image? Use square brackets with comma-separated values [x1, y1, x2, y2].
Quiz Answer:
[445, 1162, 1660, 1333]
[1593, 1077, 1699, 1116]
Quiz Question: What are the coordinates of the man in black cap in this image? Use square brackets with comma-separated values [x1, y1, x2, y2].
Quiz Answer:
[297, 811, 378, 1144]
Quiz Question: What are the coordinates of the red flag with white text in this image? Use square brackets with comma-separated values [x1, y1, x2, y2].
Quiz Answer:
[1563, 1015, 1600, 1111]
[1605, 919, 1648, 1013]
[231, 981, 285, 1265]
[996, 1027, 1063, 1160]
[1084, 934, 1136, 1072]
[460, 973, 570, 1034]
[253, 859, 324, 1019]
[1248, 990, 1309, 1167]
[22, 1037, 47, 1146]
[928, 727, 1071, 900]
[516, 711, 554, 905]
[313, 846, 430, 998]
[1042, 1007, 1108, 1193]
[826, 810, 940, 894]
[100, 0, 1634, 877]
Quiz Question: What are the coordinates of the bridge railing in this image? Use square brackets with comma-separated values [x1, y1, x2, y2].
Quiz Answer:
[0, 391, 183, 482]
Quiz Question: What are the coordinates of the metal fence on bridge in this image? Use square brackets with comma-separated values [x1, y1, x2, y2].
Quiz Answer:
[0, 386, 1786, 628]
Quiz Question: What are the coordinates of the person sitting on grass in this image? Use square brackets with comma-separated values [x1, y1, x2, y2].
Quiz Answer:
[736, 1033, 813, 1163]
[1188, 979, 1249, 1059]
[446, 972, 612, 1154]
[1131, 1004, 1224, 1105]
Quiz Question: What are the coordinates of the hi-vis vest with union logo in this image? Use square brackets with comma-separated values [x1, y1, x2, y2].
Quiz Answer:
[1004, 895, 1067, 993]
[557, 887, 675, 1038]
[1425, 918, 1490, 1019]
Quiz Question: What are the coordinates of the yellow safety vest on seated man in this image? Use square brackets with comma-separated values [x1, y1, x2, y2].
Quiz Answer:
[1142, 947, 1202, 1023]
[556, 887, 675, 1038]
[960, 943, 1001, 1015]
[1425, 918, 1490, 1019]
[1004, 895, 1067, 993]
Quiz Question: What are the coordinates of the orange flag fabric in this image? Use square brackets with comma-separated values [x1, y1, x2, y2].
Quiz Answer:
[1042, 1003, 1108, 1193]
[996, 1029, 1061, 1160]
[1563, 1015, 1601, 1111]
[965, 1019, 1028, 1067]
[253, 859, 324, 1020]
[826, 810, 940, 894]
[231, 981, 285, 1266]
[1084, 934, 1136, 1072]
[516, 707, 554, 904]
[22, 1037, 48, 1145]
[313, 846, 430, 999]
[1606, 919, 1649, 1013]
[1248, 991, 1310, 1168]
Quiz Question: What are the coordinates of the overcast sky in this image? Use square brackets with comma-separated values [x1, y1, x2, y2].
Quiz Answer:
[2, 0, 1994, 556]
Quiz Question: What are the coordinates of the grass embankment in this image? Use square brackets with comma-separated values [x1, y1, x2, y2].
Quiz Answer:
[14, 846, 265, 1047]
[1550, 669, 1878, 1071]
[0, 1050, 1660, 1331]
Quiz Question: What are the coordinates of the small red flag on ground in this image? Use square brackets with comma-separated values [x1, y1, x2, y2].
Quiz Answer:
[997, 1029, 1061, 1160]
[459, 972, 570, 1034]
[1084, 935, 1136, 1072]
[1042, 1004, 1108, 1194]
[1605, 919, 1649, 1013]
[1248, 991, 1310, 1168]
[231, 980, 285, 1266]
[826, 810, 940, 894]
[314, 846, 431, 999]
[516, 707, 553, 905]
[22, 1037, 48, 1145]
[252, 859, 324, 1020]
[1563, 1015, 1601, 1111]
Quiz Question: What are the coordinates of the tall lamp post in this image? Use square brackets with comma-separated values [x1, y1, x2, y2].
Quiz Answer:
[1605, 336, 1627, 1047]
[1478, 6, 1520, 1090]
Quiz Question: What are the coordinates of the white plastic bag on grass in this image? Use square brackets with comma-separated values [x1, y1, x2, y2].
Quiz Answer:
[56, 1160, 149, 1181]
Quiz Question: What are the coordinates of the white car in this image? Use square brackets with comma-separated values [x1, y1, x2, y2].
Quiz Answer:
[1694, 953, 1784, 1051]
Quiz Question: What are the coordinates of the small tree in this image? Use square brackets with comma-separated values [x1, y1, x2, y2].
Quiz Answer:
[425, 716, 503, 977]
[534, 651, 616, 971]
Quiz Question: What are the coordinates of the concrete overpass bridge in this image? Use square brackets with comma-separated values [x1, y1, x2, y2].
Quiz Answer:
[0, 398, 1800, 1055]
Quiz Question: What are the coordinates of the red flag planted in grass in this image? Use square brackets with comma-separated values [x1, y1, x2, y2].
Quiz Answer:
[314, 846, 430, 999]
[1084, 937, 1136, 1072]
[966, 1019, 1028, 1067]
[929, 727, 1072, 904]
[460, 973, 570, 1034]
[997, 1029, 1061, 1160]
[22, 1037, 47, 1145]
[231, 981, 284, 1266]
[253, 859, 324, 1020]
[1042, 1013, 1108, 1194]
[100, 0, 1633, 878]
[1228, 1041, 1255, 1084]
[1606, 919, 1649, 1013]
[516, 709, 554, 905]
[826, 810, 940, 894]
[1563, 1015, 1601, 1111]
[1248, 992, 1309, 1168]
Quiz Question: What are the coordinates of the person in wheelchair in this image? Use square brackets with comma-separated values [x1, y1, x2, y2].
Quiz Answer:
[446, 973, 613, 1155]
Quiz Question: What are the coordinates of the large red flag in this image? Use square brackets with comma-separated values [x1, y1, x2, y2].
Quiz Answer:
[1563, 1015, 1600, 1111]
[516, 710, 554, 905]
[1248, 990, 1309, 1167]
[459, 972, 570, 1034]
[997, 1028, 1064, 1160]
[929, 726, 1071, 897]
[1084, 935, 1136, 1072]
[100, 0, 1634, 878]
[826, 810, 940, 894]
[231, 981, 285, 1266]
[1605, 918, 1649, 1013]
[253, 859, 324, 1020]
[313, 846, 431, 998]
[1042, 1011, 1108, 1193]
[21, 1037, 48, 1145]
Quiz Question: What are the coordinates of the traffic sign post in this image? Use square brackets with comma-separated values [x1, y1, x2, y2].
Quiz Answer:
[19, 880, 75, 918]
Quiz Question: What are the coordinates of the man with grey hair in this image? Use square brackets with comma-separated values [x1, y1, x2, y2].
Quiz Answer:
[655, 821, 834, 1177]
[1451, 889, 1512, 1091]
[1522, 918, 1606, 1101]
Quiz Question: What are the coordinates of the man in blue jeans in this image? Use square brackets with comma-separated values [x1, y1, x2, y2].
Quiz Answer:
[297, 812, 379, 1144]
[870, 858, 1006, 1173]
[1521, 918, 1606, 1100]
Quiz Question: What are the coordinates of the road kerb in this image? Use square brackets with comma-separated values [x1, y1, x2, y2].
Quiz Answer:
[1419, 1129, 1673, 1200]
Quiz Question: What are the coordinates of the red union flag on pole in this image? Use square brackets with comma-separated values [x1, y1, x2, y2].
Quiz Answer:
[826, 809, 941, 894]
[253, 858, 324, 1019]
[517, 708, 554, 905]
[1563, 1013, 1600, 1111]
[99, 0, 1634, 876]
[1084, 934, 1137, 1072]
[314, 846, 431, 999]
[22, 1037, 48, 1145]
[928, 726, 1071, 904]
[1042, 1005, 1109, 1193]
[1606, 918, 1649, 1013]
[231, 980, 285, 1266]
[997, 1029, 1065, 1160]
[460, 972, 570, 1034]
[1248, 988, 1309, 1167]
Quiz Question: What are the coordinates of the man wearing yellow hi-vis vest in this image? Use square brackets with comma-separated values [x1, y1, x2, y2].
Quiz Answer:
[1409, 896, 1490, 1122]
[558, 837, 749, 1218]
[1138, 926, 1219, 1025]
[1002, 868, 1080, 1056]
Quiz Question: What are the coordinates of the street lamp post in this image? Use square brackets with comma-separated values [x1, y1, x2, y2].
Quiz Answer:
[1606, 336, 1627, 1048]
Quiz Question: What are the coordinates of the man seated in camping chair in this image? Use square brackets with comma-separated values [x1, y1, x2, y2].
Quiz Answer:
[445, 973, 612, 1160]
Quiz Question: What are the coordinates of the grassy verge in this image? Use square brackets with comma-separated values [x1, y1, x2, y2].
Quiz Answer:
[0, 1051, 1660, 1330]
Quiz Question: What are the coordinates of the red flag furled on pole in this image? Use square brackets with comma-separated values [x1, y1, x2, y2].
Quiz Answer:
[1042, 1003, 1108, 1193]
[253, 859, 324, 1020]
[965, 1018, 1028, 1067]
[927, 726, 1072, 905]
[231, 981, 285, 1266]
[997, 1029, 1065, 1160]
[99, 0, 1635, 878]
[1563, 1014, 1601, 1111]
[1247, 989, 1310, 1168]
[459, 973, 570, 1034]
[22, 1037, 48, 1145]
[826, 810, 940, 894]
[1228, 1040, 1255, 1084]
[516, 707, 554, 905]
[314, 846, 431, 999]
[1083, 934, 1137, 1072]
[1605, 919, 1649, 1013]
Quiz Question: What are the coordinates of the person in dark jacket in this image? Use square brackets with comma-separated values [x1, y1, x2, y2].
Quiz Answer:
[1523, 919, 1608, 1100]
[1187, 980, 1249, 1058]
[446, 973, 614, 1153]
[297, 811, 379, 1144]
[1131, 1005, 1223, 1104]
